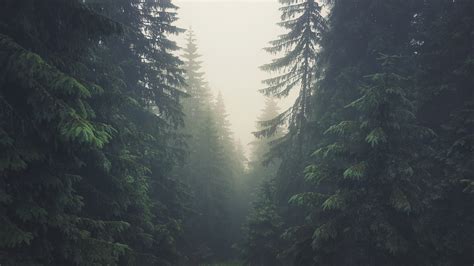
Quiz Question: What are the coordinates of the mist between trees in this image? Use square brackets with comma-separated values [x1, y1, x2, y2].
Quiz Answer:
[0, 0, 472, 265]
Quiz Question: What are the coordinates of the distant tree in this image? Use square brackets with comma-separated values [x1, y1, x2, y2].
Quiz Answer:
[248, 97, 283, 195]
[177, 29, 244, 262]
[249, 98, 282, 160]
[214, 91, 234, 153]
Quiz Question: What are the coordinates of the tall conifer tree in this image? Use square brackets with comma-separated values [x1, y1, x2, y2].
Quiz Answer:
[260, 0, 325, 140]
[0, 1, 127, 264]
[413, 0, 474, 263]
[178, 29, 238, 263]
[0, 0, 188, 264]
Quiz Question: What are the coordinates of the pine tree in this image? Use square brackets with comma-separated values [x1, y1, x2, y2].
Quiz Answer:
[213, 93, 251, 258]
[245, 97, 283, 207]
[214, 91, 234, 151]
[249, 97, 282, 176]
[0, 1, 127, 264]
[0, 0, 188, 264]
[242, 1, 328, 263]
[82, 0, 188, 264]
[288, 1, 438, 264]
[298, 55, 435, 264]
[240, 180, 284, 266]
[257, 1, 328, 250]
[413, 0, 474, 263]
[259, 0, 326, 140]
[242, 0, 473, 265]
[177, 29, 236, 263]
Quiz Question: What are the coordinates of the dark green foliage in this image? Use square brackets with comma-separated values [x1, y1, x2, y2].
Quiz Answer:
[240, 181, 283, 266]
[0, 2, 126, 263]
[289, 2, 434, 262]
[82, 0, 187, 264]
[0, 0, 187, 265]
[242, 0, 474, 265]
[251, 3, 329, 262]
[243, 1, 329, 264]
[238, 99, 284, 266]
[257, 1, 327, 185]
[1, 0, 472, 264]
[412, 0, 474, 264]
[300, 55, 436, 264]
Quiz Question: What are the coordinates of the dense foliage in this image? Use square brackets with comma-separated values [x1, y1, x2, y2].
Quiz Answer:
[242, 0, 474, 265]
[0, 0, 187, 264]
[0, 0, 472, 265]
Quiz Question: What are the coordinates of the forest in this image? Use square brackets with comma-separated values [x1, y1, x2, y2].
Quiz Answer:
[0, 0, 472, 265]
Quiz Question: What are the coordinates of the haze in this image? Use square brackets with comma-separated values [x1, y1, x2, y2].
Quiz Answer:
[174, 0, 284, 156]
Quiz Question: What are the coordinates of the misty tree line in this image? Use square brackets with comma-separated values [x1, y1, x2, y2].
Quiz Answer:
[240, 0, 473, 265]
[175, 29, 248, 263]
[0, 0, 472, 266]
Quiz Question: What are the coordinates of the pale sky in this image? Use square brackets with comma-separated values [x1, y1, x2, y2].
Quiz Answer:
[173, 0, 289, 157]
[173, 0, 291, 158]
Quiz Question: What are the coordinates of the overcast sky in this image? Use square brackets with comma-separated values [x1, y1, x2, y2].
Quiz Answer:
[173, 0, 289, 157]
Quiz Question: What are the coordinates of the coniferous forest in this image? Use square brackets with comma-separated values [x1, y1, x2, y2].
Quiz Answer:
[0, 0, 472, 265]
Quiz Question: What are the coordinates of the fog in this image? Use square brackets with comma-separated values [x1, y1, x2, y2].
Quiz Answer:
[174, 0, 285, 156]
[3, 0, 471, 265]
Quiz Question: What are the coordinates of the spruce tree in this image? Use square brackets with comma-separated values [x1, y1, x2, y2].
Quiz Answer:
[240, 181, 284, 266]
[213, 92, 250, 258]
[289, 0, 438, 264]
[0, 0, 188, 264]
[178, 29, 236, 263]
[83, 0, 187, 263]
[413, 0, 474, 263]
[259, 0, 325, 140]
[241, 1, 328, 263]
[249, 97, 283, 182]
[0, 1, 127, 264]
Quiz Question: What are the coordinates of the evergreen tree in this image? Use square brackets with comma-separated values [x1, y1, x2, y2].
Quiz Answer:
[213, 91, 249, 256]
[269, 0, 473, 265]
[259, 0, 325, 141]
[242, 1, 328, 263]
[245, 1, 328, 262]
[263, 0, 328, 237]
[0, 1, 127, 264]
[2, 0, 473, 265]
[286, 1, 436, 264]
[240, 181, 284, 266]
[177, 29, 239, 263]
[80, 0, 188, 264]
[296, 55, 435, 264]
[214, 91, 235, 155]
[0, 0, 188, 264]
[413, 0, 474, 263]
[248, 97, 283, 186]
